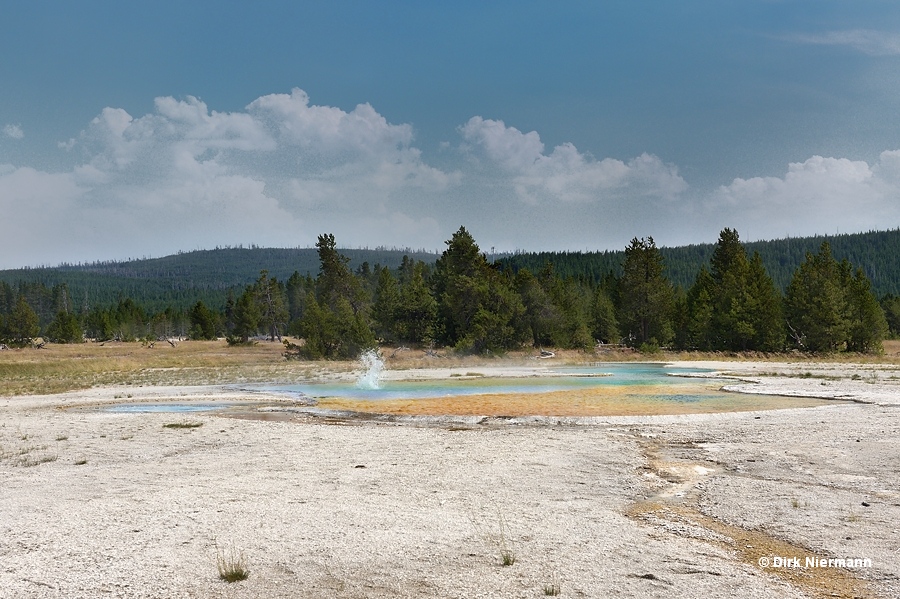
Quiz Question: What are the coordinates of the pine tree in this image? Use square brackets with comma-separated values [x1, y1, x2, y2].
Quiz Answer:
[617, 237, 674, 347]
[745, 252, 784, 351]
[515, 268, 558, 347]
[46, 311, 83, 343]
[845, 267, 888, 353]
[433, 227, 526, 352]
[231, 287, 261, 344]
[396, 261, 437, 344]
[371, 266, 400, 343]
[683, 266, 715, 350]
[189, 300, 219, 340]
[590, 287, 619, 345]
[255, 270, 288, 341]
[6, 296, 40, 346]
[785, 243, 851, 352]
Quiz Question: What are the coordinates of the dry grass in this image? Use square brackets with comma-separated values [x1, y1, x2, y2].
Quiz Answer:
[0, 340, 314, 396]
[216, 544, 249, 583]
[4, 339, 900, 398]
[0, 443, 58, 467]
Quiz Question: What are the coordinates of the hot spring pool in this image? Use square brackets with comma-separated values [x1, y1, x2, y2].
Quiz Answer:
[249, 363, 835, 417]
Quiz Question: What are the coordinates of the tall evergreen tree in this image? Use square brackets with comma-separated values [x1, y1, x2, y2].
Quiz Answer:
[231, 287, 261, 344]
[541, 265, 593, 349]
[745, 252, 784, 351]
[396, 261, 437, 344]
[432, 227, 526, 352]
[189, 300, 219, 340]
[46, 310, 83, 343]
[682, 266, 715, 349]
[255, 270, 288, 341]
[371, 266, 400, 343]
[684, 229, 783, 351]
[315, 233, 368, 314]
[617, 237, 674, 347]
[292, 234, 376, 358]
[285, 271, 309, 323]
[6, 296, 40, 346]
[515, 268, 558, 347]
[845, 267, 888, 353]
[785, 242, 851, 352]
[590, 286, 619, 345]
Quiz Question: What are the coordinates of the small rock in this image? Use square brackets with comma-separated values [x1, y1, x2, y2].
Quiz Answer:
[861, 501, 870, 507]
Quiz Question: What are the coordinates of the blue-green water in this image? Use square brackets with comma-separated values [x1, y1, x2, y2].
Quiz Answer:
[259, 363, 719, 401]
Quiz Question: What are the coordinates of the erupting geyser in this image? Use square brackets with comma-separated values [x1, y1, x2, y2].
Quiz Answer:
[356, 349, 385, 390]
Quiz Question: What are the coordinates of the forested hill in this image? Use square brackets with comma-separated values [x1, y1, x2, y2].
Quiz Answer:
[3, 228, 900, 314]
[499, 229, 900, 296]
[0, 247, 438, 312]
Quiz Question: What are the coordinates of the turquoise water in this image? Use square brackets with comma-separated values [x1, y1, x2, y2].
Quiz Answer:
[259, 363, 720, 402]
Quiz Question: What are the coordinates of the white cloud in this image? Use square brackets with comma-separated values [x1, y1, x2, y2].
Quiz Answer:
[459, 116, 687, 204]
[9, 86, 900, 268]
[711, 153, 900, 239]
[3, 124, 24, 139]
[0, 89, 463, 267]
[788, 29, 900, 56]
[248, 88, 412, 156]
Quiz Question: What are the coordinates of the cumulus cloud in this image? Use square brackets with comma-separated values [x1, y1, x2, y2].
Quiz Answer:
[3, 124, 24, 139]
[459, 116, 687, 205]
[711, 152, 900, 239]
[0, 89, 463, 267]
[8, 86, 900, 268]
[788, 29, 900, 56]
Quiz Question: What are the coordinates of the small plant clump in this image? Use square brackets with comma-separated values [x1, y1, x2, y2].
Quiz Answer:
[163, 422, 203, 429]
[500, 549, 517, 567]
[541, 571, 562, 595]
[216, 545, 249, 583]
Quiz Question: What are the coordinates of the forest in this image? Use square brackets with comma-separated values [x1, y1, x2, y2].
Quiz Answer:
[0, 227, 896, 355]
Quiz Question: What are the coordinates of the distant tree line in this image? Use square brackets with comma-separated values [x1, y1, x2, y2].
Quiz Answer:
[0, 227, 891, 355]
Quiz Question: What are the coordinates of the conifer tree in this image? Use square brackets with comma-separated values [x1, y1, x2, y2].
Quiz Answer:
[785, 242, 852, 352]
[255, 270, 288, 341]
[189, 300, 219, 340]
[432, 227, 526, 352]
[396, 261, 437, 344]
[371, 266, 400, 343]
[685, 229, 783, 351]
[845, 267, 888, 353]
[6, 296, 40, 346]
[590, 287, 619, 345]
[46, 310, 83, 343]
[617, 237, 674, 347]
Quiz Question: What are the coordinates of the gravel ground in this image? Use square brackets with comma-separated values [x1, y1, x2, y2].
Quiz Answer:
[0, 361, 898, 598]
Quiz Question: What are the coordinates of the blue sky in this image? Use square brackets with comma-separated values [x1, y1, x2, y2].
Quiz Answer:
[2, 1, 900, 268]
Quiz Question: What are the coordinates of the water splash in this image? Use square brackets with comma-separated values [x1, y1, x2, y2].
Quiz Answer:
[356, 349, 385, 390]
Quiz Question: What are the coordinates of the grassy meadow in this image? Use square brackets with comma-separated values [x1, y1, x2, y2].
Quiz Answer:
[2, 339, 900, 398]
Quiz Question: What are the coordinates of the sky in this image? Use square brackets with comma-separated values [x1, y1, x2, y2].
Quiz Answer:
[3, 1, 900, 268]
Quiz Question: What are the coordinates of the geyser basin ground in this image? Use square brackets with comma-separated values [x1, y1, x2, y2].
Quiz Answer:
[255, 363, 834, 417]
[4, 350, 899, 597]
